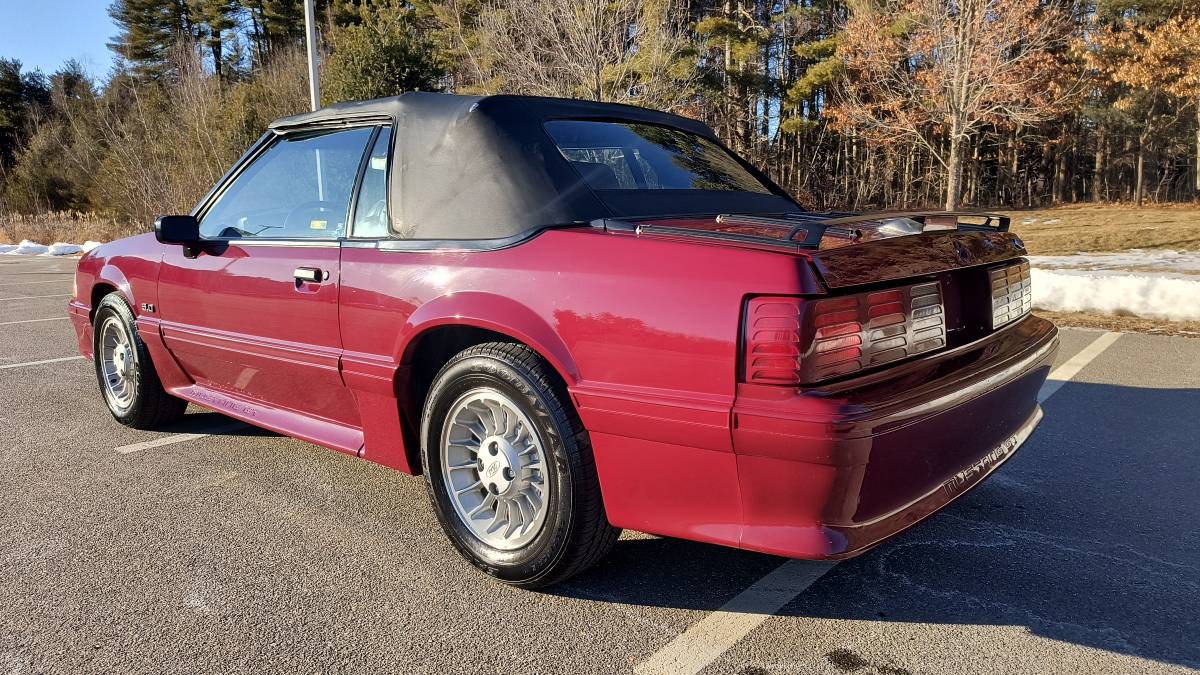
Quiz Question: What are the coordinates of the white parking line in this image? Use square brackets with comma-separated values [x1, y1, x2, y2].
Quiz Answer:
[1, 293, 71, 300]
[0, 355, 84, 370]
[635, 329, 1122, 675]
[0, 317, 70, 326]
[0, 279, 70, 287]
[2, 272, 74, 276]
[115, 420, 246, 454]
[1038, 331, 1121, 403]
[634, 561, 835, 675]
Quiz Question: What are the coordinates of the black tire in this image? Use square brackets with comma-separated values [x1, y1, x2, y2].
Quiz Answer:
[92, 293, 187, 429]
[420, 342, 619, 588]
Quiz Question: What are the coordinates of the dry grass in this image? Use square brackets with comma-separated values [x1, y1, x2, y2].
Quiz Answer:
[1003, 204, 1200, 255]
[0, 212, 139, 246]
[1035, 310, 1200, 338]
[1005, 206, 1200, 335]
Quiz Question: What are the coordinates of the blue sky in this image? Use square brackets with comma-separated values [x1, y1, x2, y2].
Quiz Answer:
[0, 0, 118, 77]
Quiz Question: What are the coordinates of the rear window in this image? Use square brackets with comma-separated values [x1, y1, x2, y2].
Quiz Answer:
[544, 120, 772, 194]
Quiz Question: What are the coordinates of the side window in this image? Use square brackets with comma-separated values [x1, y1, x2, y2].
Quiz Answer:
[350, 127, 392, 238]
[200, 126, 374, 239]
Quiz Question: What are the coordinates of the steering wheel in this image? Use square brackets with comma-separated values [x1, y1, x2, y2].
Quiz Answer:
[282, 201, 338, 235]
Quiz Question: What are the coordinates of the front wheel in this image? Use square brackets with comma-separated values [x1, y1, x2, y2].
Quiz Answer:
[92, 293, 186, 429]
[421, 343, 619, 588]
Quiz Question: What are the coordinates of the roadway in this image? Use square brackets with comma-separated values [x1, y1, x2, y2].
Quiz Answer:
[1, 255, 1196, 674]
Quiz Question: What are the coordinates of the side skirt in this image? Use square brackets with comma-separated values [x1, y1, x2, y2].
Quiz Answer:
[171, 384, 365, 457]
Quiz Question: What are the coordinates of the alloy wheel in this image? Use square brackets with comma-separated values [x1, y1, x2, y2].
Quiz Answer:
[439, 388, 550, 550]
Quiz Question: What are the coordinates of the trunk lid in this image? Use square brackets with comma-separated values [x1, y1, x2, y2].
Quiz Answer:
[609, 212, 1031, 370]
[613, 211, 1025, 289]
[810, 229, 1025, 289]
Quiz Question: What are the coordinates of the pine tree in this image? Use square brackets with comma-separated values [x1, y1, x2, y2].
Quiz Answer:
[107, 0, 194, 80]
[191, 0, 239, 80]
[0, 59, 28, 167]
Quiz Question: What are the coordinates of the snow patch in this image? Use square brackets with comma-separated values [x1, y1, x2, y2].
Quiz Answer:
[0, 239, 101, 256]
[1031, 268, 1200, 321]
[0, 240, 49, 255]
[1029, 249, 1200, 275]
[45, 242, 83, 256]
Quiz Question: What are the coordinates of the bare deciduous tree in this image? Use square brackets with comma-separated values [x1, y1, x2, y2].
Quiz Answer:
[829, 0, 1073, 210]
[472, 0, 697, 113]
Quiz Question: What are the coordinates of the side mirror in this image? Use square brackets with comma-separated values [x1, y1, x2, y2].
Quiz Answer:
[154, 215, 201, 257]
[155, 215, 199, 244]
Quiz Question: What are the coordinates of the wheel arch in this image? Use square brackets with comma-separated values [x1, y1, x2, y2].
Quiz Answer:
[90, 264, 135, 320]
[89, 282, 120, 320]
[391, 294, 583, 474]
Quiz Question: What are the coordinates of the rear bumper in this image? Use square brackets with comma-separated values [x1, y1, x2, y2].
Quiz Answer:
[730, 314, 1058, 558]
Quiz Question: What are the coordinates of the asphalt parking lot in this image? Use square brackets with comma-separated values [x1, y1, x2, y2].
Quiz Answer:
[1, 255, 1197, 675]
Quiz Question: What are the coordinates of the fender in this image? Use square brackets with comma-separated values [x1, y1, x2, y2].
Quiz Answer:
[90, 245, 192, 391]
[95, 263, 136, 313]
[82, 233, 165, 319]
[398, 291, 581, 386]
[344, 291, 581, 476]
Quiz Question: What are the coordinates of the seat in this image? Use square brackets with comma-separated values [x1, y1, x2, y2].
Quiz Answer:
[570, 161, 622, 189]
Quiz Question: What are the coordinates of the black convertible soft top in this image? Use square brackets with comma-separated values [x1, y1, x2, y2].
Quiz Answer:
[268, 93, 799, 242]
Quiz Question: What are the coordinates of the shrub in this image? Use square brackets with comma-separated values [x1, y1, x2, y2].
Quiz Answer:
[322, 2, 443, 103]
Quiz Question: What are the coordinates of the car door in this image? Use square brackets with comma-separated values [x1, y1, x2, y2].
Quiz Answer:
[157, 125, 377, 429]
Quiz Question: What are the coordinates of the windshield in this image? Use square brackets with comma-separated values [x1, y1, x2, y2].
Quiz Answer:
[544, 120, 773, 194]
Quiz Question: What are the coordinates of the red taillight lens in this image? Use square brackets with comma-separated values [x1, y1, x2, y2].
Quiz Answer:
[743, 281, 947, 386]
[744, 298, 804, 384]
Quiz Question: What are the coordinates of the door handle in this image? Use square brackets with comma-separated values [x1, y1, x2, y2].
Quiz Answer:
[294, 267, 324, 283]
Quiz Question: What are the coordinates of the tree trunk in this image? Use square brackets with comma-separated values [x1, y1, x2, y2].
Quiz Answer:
[1134, 136, 1146, 207]
[211, 33, 223, 82]
[944, 131, 963, 211]
[1053, 141, 1068, 204]
[720, 0, 729, 148]
[901, 145, 912, 208]
[1093, 127, 1105, 203]
[1194, 101, 1200, 195]
[250, 9, 264, 64]
[1010, 128, 1021, 207]
[968, 138, 980, 206]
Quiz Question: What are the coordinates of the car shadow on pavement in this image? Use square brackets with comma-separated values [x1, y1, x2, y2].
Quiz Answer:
[550, 382, 1200, 670]
[159, 410, 280, 438]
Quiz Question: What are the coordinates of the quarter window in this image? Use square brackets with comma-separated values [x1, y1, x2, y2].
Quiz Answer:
[200, 127, 374, 239]
[351, 127, 392, 238]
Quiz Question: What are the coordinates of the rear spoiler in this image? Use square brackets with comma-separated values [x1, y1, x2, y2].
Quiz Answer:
[593, 211, 1010, 250]
[720, 211, 1010, 249]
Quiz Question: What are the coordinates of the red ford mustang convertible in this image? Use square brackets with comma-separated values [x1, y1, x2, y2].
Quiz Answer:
[69, 93, 1057, 587]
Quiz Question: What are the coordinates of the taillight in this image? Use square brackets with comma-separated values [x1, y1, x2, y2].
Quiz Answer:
[990, 260, 1032, 329]
[743, 281, 947, 386]
[744, 298, 804, 385]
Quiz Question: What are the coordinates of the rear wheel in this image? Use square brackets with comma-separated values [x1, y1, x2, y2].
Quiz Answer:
[421, 342, 619, 588]
[92, 293, 186, 429]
